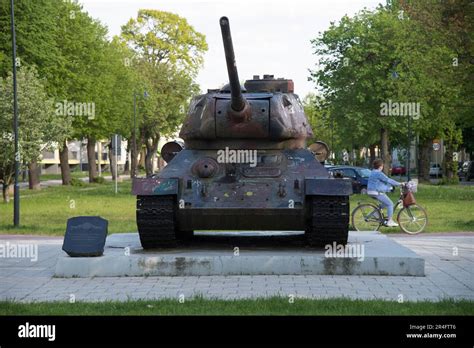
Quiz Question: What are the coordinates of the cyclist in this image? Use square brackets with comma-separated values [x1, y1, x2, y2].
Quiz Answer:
[367, 159, 402, 227]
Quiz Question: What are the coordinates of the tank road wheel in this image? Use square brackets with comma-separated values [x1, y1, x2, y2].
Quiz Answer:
[306, 195, 350, 247]
[136, 195, 177, 248]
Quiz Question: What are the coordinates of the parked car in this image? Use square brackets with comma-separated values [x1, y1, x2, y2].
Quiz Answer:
[429, 163, 442, 177]
[458, 161, 466, 179]
[461, 161, 474, 181]
[391, 166, 406, 175]
[328, 166, 370, 194]
[324, 163, 335, 170]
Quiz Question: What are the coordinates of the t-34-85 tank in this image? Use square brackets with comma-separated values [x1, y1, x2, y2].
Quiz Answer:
[132, 17, 353, 249]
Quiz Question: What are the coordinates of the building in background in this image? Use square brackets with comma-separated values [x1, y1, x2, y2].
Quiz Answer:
[39, 136, 177, 175]
[39, 139, 127, 174]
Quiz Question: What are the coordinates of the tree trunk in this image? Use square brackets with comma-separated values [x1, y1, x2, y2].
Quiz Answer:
[28, 160, 41, 190]
[418, 139, 431, 182]
[380, 128, 391, 175]
[139, 147, 146, 169]
[2, 183, 13, 203]
[131, 141, 138, 178]
[22, 163, 27, 182]
[444, 143, 455, 179]
[130, 134, 144, 178]
[124, 142, 130, 175]
[108, 143, 118, 180]
[157, 156, 164, 171]
[59, 140, 71, 185]
[145, 145, 153, 177]
[87, 137, 97, 183]
[369, 144, 377, 166]
[145, 137, 160, 177]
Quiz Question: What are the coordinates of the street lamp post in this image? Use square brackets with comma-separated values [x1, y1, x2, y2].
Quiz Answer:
[10, 0, 20, 226]
[132, 92, 137, 178]
[407, 114, 412, 182]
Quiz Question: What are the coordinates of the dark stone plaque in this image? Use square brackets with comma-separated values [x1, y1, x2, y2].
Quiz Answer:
[62, 216, 108, 257]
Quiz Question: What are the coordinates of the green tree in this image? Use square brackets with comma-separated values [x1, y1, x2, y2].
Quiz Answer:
[303, 93, 342, 163]
[139, 62, 198, 175]
[1, 0, 137, 184]
[50, 1, 135, 183]
[120, 10, 207, 176]
[0, 0, 73, 184]
[0, 66, 68, 201]
[310, 4, 460, 178]
[399, 0, 474, 179]
[311, 10, 402, 172]
[0, 0, 61, 81]
[121, 9, 207, 75]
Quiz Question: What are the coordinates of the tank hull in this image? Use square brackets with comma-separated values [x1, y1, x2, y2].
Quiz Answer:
[132, 148, 352, 247]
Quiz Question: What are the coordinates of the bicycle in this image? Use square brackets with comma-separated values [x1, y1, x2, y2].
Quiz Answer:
[351, 183, 428, 234]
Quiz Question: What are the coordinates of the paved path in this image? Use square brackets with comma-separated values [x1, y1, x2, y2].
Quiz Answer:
[0, 234, 472, 303]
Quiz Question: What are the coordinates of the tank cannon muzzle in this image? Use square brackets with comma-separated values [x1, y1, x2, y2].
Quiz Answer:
[220, 16, 251, 122]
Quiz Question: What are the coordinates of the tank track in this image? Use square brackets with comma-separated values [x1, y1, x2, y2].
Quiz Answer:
[136, 195, 177, 248]
[306, 195, 350, 247]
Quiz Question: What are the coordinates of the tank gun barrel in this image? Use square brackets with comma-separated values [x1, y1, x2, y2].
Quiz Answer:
[220, 16, 246, 112]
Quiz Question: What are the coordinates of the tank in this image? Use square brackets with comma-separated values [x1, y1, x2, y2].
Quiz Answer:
[132, 16, 353, 248]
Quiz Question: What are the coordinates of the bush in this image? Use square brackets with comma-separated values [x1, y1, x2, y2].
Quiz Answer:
[434, 177, 459, 185]
[92, 176, 106, 184]
[70, 177, 85, 187]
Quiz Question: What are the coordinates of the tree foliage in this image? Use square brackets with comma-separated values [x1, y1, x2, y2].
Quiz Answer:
[309, 1, 470, 176]
[1, 0, 138, 183]
[120, 9, 207, 175]
[121, 9, 208, 75]
[0, 66, 68, 197]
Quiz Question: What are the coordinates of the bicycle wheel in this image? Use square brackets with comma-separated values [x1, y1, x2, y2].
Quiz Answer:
[351, 204, 382, 231]
[397, 204, 428, 234]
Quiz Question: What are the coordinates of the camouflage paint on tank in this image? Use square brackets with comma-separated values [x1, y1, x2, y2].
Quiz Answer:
[132, 178, 179, 196]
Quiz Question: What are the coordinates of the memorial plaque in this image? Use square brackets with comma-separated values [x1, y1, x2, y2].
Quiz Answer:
[62, 216, 108, 257]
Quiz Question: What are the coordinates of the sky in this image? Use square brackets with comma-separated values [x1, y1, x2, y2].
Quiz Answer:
[80, 0, 383, 98]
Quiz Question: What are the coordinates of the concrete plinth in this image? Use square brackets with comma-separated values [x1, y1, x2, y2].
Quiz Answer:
[54, 231, 425, 277]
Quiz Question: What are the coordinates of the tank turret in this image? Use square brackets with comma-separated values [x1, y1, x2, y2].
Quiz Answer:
[179, 17, 313, 148]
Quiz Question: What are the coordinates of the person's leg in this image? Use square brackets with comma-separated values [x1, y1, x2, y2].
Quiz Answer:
[367, 195, 382, 219]
[376, 193, 394, 220]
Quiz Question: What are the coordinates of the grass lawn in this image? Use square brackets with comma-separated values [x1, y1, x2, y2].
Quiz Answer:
[0, 180, 472, 235]
[40, 171, 89, 181]
[1, 298, 473, 315]
[0, 181, 136, 235]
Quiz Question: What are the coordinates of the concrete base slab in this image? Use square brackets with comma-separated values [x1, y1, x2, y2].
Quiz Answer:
[54, 231, 425, 277]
